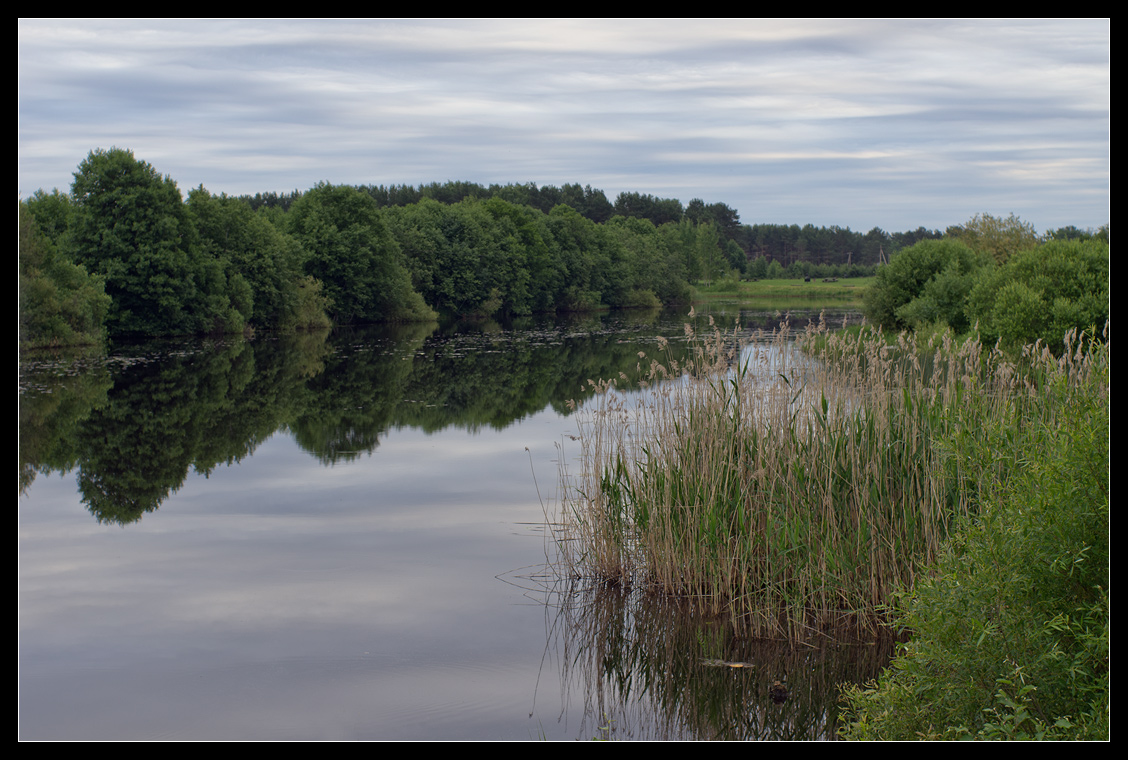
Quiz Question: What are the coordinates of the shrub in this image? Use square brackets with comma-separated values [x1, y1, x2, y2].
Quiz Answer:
[966, 239, 1109, 354]
[862, 240, 986, 332]
[839, 339, 1109, 739]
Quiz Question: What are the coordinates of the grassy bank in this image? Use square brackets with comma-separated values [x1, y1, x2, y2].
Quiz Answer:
[691, 276, 873, 303]
[557, 317, 1106, 645]
[838, 331, 1108, 739]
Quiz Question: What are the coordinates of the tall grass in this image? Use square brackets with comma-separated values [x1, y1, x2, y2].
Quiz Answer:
[558, 316, 1105, 640]
[839, 336, 1109, 739]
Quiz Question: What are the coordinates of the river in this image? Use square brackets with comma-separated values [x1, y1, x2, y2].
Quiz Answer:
[18, 304, 891, 740]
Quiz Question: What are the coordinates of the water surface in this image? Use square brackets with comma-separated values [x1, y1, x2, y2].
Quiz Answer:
[19, 306, 886, 740]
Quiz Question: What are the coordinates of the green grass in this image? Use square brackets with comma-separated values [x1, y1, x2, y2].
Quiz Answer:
[691, 277, 874, 303]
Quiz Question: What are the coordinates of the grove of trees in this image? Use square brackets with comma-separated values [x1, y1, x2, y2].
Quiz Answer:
[19, 148, 1110, 351]
[862, 214, 1109, 353]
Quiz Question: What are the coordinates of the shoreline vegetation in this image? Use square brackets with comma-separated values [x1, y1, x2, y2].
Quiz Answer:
[25, 147, 1104, 352]
[556, 315, 1108, 739]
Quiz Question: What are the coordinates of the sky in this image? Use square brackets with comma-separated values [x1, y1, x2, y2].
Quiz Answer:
[18, 19, 1109, 234]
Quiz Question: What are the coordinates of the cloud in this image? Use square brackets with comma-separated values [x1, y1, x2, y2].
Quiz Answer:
[18, 19, 1109, 231]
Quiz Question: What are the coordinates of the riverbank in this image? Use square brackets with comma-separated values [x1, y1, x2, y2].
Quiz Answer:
[557, 318, 1108, 722]
[838, 327, 1109, 740]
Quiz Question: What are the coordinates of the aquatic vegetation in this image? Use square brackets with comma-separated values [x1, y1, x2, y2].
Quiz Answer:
[557, 315, 1106, 641]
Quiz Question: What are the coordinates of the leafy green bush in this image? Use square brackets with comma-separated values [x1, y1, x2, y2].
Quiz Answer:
[966, 239, 1109, 353]
[619, 288, 663, 309]
[839, 348, 1109, 740]
[862, 239, 986, 332]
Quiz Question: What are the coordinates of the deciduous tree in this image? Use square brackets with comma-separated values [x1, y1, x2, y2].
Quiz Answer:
[69, 148, 249, 335]
[288, 183, 434, 324]
[946, 212, 1038, 263]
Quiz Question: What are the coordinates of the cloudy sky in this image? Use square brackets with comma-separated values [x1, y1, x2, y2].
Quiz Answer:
[18, 19, 1109, 233]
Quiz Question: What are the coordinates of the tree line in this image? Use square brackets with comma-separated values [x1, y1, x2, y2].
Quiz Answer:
[19, 147, 1109, 347]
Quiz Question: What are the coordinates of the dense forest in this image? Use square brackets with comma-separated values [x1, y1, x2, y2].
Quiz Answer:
[19, 147, 1110, 347]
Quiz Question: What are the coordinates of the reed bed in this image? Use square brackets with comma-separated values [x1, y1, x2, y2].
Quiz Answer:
[558, 316, 1106, 640]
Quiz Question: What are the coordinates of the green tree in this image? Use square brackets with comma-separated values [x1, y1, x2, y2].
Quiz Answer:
[613, 192, 684, 226]
[1043, 224, 1109, 244]
[385, 198, 523, 318]
[481, 196, 564, 313]
[746, 254, 768, 280]
[947, 212, 1038, 264]
[188, 187, 329, 330]
[545, 204, 613, 310]
[695, 222, 726, 284]
[659, 219, 702, 284]
[19, 200, 111, 348]
[560, 183, 614, 223]
[604, 215, 687, 305]
[69, 148, 250, 336]
[859, 227, 892, 266]
[25, 189, 75, 250]
[288, 183, 434, 324]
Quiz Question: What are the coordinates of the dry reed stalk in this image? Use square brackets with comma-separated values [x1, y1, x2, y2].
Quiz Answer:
[558, 318, 1107, 641]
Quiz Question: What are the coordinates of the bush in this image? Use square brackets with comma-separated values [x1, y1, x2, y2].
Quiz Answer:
[966, 239, 1109, 354]
[839, 345, 1109, 739]
[862, 240, 986, 332]
[619, 288, 663, 309]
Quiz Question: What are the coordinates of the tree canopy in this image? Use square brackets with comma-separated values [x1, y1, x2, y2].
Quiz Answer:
[68, 148, 250, 335]
[288, 183, 435, 324]
[21, 147, 1108, 347]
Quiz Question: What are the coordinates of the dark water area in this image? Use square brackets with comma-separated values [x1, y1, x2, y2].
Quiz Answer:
[19, 304, 889, 740]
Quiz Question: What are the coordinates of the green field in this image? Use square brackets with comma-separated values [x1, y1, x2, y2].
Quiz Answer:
[691, 277, 873, 303]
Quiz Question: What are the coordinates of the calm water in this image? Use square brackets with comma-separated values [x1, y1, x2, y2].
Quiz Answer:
[19, 305, 889, 740]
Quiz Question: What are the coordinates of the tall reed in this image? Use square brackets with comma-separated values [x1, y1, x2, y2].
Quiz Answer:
[558, 317, 1105, 640]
